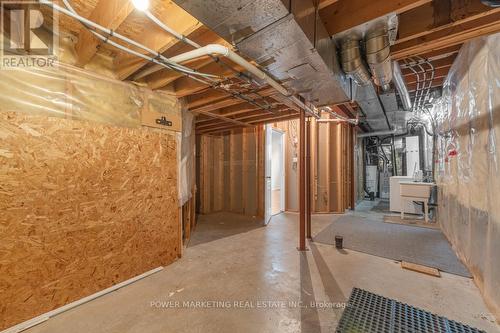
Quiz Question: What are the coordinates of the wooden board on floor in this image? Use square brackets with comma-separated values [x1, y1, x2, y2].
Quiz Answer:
[401, 261, 441, 277]
[384, 215, 439, 229]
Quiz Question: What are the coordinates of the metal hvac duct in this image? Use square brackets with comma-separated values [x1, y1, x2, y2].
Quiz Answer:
[340, 38, 371, 86]
[365, 28, 393, 91]
[172, 0, 351, 106]
[392, 61, 412, 111]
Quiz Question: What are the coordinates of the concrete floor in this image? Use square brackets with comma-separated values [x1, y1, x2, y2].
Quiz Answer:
[24, 211, 499, 333]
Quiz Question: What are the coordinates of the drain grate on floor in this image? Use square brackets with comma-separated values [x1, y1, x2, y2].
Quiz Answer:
[336, 288, 485, 333]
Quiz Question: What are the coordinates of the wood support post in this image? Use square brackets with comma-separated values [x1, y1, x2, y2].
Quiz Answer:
[306, 117, 312, 239]
[299, 110, 306, 251]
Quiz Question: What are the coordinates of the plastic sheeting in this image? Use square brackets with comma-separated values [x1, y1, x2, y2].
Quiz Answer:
[434, 33, 500, 319]
[179, 102, 195, 206]
[0, 62, 187, 204]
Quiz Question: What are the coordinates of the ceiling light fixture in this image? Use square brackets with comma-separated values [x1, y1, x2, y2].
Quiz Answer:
[132, 0, 150, 11]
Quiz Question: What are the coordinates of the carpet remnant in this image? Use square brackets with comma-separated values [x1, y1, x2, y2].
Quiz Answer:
[314, 215, 471, 277]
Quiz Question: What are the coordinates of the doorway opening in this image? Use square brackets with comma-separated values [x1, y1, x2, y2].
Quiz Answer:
[271, 128, 285, 215]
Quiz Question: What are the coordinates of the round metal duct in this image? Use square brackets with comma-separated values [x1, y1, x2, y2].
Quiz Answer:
[340, 38, 371, 86]
[365, 29, 392, 91]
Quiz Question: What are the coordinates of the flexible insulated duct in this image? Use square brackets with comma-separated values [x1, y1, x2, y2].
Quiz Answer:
[393, 61, 412, 111]
[340, 39, 371, 86]
[365, 29, 392, 91]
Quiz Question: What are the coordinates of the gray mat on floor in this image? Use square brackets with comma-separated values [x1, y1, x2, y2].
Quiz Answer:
[370, 200, 390, 212]
[314, 215, 471, 278]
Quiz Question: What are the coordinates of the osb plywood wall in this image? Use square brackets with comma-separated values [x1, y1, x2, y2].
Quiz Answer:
[273, 118, 355, 213]
[0, 112, 179, 329]
[435, 34, 500, 320]
[0, 63, 183, 330]
[196, 127, 264, 217]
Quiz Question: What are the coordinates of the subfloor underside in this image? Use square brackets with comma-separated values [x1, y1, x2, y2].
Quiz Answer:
[23, 209, 499, 333]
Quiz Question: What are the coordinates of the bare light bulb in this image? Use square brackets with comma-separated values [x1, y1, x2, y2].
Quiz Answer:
[132, 0, 150, 11]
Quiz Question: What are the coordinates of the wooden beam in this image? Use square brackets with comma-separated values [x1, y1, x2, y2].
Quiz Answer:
[400, 54, 456, 76]
[196, 104, 262, 125]
[318, 0, 339, 10]
[415, 44, 462, 60]
[404, 66, 451, 85]
[407, 77, 445, 92]
[199, 113, 300, 135]
[319, 0, 431, 36]
[194, 109, 254, 127]
[171, 62, 244, 97]
[114, 2, 202, 80]
[75, 0, 134, 66]
[129, 27, 221, 80]
[144, 33, 229, 89]
[397, 0, 500, 44]
[189, 87, 276, 113]
[147, 57, 215, 90]
[197, 107, 289, 132]
[392, 11, 500, 59]
[188, 90, 231, 109]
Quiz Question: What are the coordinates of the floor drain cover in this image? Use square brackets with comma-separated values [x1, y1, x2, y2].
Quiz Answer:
[336, 288, 485, 333]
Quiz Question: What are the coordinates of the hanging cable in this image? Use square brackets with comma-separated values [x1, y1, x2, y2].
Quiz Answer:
[53, 0, 275, 112]
[51, 0, 217, 79]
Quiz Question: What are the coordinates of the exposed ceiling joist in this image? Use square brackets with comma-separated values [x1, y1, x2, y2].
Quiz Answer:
[113, 2, 202, 80]
[392, 10, 500, 59]
[147, 57, 214, 90]
[397, 0, 500, 44]
[319, 0, 431, 36]
[318, 0, 339, 10]
[188, 87, 276, 113]
[75, 0, 134, 66]
[197, 111, 299, 135]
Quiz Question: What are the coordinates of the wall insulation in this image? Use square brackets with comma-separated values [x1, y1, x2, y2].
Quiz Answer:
[0, 64, 182, 330]
[196, 127, 265, 217]
[434, 33, 500, 320]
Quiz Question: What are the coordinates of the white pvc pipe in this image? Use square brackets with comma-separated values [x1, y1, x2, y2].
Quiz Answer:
[168, 44, 320, 117]
[48, 1, 318, 118]
[42, 1, 216, 79]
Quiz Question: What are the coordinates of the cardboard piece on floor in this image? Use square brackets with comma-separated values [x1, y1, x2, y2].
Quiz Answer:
[401, 261, 441, 277]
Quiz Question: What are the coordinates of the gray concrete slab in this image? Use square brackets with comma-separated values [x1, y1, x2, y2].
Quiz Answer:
[23, 212, 499, 333]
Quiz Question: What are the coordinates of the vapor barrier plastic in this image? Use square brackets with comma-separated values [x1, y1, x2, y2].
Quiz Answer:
[0, 62, 188, 205]
[434, 33, 500, 320]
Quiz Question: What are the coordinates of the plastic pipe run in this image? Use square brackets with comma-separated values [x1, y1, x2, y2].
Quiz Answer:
[168, 44, 321, 118]
[44, 0, 213, 80]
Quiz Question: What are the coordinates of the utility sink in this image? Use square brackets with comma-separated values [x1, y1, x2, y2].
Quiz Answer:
[399, 182, 435, 198]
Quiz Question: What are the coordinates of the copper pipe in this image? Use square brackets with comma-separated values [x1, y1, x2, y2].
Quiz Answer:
[306, 117, 312, 239]
[299, 110, 306, 251]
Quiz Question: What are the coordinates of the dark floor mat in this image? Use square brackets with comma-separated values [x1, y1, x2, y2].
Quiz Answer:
[371, 200, 390, 212]
[314, 215, 471, 277]
[337, 288, 485, 333]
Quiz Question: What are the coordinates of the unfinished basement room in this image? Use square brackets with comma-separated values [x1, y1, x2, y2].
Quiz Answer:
[1, 0, 500, 332]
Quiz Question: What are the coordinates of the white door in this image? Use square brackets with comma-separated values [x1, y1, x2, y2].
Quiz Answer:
[264, 124, 273, 225]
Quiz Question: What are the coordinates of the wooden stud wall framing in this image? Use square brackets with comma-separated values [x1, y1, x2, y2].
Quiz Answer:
[196, 127, 264, 217]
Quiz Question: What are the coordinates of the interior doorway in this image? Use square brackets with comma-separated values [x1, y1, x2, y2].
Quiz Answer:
[271, 128, 285, 215]
[265, 125, 285, 224]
